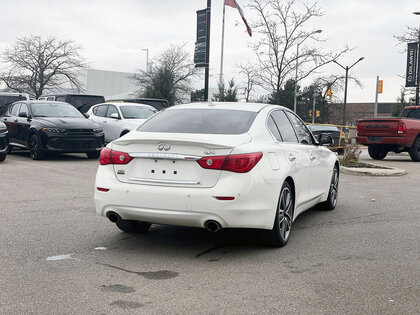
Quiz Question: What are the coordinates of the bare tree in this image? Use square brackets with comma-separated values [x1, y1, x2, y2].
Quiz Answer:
[394, 25, 420, 44]
[237, 63, 258, 102]
[0, 35, 87, 98]
[132, 44, 200, 105]
[248, 0, 350, 104]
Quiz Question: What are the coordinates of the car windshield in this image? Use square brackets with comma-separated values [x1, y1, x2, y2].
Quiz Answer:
[137, 108, 257, 134]
[308, 125, 339, 132]
[31, 103, 84, 118]
[120, 106, 156, 119]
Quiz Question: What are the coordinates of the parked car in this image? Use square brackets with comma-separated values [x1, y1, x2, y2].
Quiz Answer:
[0, 92, 31, 116]
[94, 102, 339, 247]
[106, 98, 169, 111]
[38, 94, 105, 113]
[87, 102, 156, 143]
[356, 106, 420, 161]
[2, 101, 104, 160]
[307, 124, 346, 154]
[0, 121, 9, 162]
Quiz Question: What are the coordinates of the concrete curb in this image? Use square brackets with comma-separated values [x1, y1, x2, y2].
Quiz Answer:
[340, 162, 407, 177]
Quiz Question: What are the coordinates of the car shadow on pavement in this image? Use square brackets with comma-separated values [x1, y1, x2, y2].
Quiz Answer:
[93, 206, 327, 260]
[9, 149, 94, 161]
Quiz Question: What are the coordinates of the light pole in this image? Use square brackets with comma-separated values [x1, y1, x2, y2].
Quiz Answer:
[333, 57, 365, 125]
[141, 48, 149, 72]
[293, 29, 322, 113]
[413, 12, 420, 105]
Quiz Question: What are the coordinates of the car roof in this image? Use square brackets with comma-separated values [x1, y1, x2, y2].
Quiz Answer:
[169, 102, 278, 112]
[102, 102, 156, 109]
[24, 100, 73, 105]
[0, 92, 30, 96]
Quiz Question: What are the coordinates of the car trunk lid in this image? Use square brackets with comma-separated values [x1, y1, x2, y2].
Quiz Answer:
[110, 132, 252, 188]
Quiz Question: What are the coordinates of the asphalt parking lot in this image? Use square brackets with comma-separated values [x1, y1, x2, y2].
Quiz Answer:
[1, 149, 419, 314]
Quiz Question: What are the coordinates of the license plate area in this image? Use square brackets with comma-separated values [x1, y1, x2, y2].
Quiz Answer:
[368, 136, 383, 142]
[132, 158, 197, 181]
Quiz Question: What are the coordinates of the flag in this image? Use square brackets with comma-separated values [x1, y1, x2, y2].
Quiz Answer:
[225, 0, 252, 37]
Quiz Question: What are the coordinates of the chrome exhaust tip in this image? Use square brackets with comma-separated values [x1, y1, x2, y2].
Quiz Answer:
[205, 220, 222, 232]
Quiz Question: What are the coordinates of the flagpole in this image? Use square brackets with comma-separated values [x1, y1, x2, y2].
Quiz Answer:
[219, 1, 226, 85]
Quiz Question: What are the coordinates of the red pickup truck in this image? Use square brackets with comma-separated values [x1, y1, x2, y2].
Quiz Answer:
[356, 106, 420, 161]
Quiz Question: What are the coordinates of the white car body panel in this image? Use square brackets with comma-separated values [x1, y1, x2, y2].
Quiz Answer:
[94, 102, 338, 230]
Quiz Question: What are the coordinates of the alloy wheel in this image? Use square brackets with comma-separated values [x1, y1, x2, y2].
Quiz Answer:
[278, 186, 293, 241]
[330, 168, 339, 207]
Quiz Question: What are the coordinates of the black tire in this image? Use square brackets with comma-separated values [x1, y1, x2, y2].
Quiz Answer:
[0, 152, 6, 162]
[86, 151, 100, 159]
[29, 134, 46, 160]
[368, 145, 388, 160]
[409, 137, 420, 162]
[319, 165, 339, 211]
[257, 181, 294, 247]
[116, 220, 151, 234]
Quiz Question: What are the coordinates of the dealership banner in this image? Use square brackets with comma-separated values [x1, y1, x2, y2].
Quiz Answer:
[405, 42, 418, 87]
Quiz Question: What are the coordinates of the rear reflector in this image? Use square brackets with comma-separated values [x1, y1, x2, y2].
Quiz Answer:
[214, 196, 235, 200]
[100, 148, 133, 165]
[397, 123, 406, 134]
[197, 152, 263, 173]
[97, 187, 110, 192]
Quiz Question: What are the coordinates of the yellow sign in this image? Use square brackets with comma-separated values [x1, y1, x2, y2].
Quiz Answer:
[378, 80, 383, 94]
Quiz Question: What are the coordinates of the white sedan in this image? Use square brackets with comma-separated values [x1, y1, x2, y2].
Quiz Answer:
[87, 102, 157, 142]
[94, 102, 339, 247]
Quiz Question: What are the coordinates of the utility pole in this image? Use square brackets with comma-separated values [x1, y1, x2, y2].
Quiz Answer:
[142, 49, 149, 72]
[204, 0, 211, 101]
[333, 57, 364, 125]
[374, 76, 379, 117]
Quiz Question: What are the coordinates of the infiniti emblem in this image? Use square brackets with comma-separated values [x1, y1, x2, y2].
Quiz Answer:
[157, 143, 171, 151]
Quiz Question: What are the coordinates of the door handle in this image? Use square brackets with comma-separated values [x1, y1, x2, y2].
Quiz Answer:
[288, 154, 296, 162]
[3, 118, 7, 121]
[310, 154, 316, 161]
[103, 121, 107, 123]
[14, 119, 18, 122]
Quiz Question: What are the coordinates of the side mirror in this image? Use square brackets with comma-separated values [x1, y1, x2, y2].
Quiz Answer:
[318, 134, 334, 147]
[83, 113, 90, 118]
[18, 112, 28, 118]
[110, 113, 120, 119]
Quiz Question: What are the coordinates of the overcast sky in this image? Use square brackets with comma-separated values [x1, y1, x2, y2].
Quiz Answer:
[1, 0, 419, 103]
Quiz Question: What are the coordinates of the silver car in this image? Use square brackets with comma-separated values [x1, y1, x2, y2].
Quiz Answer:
[87, 102, 157, 142]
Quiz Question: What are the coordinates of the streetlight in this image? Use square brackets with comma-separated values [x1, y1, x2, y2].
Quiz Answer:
[413, 12, 420, 105]
[293, 29, 322, 113]
[141, 48, 149, 72]
[333, 57, 364, 125]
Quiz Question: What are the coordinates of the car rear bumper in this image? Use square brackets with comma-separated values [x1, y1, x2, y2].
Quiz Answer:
[356, 136, 407, 147]
[94, 165, 279, 230]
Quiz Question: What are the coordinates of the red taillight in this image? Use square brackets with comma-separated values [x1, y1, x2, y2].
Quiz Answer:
[99, 147, 133, 165]
[397, 123, 406, 134]
[356, 122, 360, 132]
[214, 196, 235, 200]
[340, 131, 345, 138]
[197, 152, 263, 173]
[97, 187, 110, 192]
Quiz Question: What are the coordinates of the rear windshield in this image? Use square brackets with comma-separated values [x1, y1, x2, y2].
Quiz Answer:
[137, 109, 257, 134]
[68, 95, 105, 112]
[401, 107, 420, 119]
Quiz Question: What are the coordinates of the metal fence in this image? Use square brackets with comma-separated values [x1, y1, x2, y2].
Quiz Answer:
[306, 123, 357, 151]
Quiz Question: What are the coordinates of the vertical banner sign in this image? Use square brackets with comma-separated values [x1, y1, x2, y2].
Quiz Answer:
[405, 42, 418, 87]
[194, 9, 208, 67]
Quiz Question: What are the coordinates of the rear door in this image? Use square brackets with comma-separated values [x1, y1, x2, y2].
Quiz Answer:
[2, 103, 21, 144]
